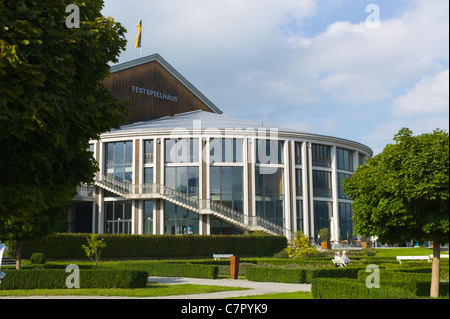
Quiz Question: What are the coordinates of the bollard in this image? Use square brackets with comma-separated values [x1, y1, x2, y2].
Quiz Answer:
[230, 256, 240, 279]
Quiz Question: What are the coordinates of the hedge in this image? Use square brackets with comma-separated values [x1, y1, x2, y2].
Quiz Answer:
[99, 261, 219, 279]
[311, 278, 417, 299]
[12, 233, 287, 259]
[1, 269, 148, 290]
[245, 266, 363, 283]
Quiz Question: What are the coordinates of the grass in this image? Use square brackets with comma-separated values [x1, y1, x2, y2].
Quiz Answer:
[0, 283, 247, 298]
[373, 247, 447, 257]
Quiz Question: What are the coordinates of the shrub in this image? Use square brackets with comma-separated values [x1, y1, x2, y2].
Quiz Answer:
[30, 253, 46, 265]
[99, 261, 219, 279]
[284, 231, 318, 258]
[18, 234, 287, 259]
[82, 234, 106, 265]
[1, 269, 148, 290]
[311, 278, 417, 299]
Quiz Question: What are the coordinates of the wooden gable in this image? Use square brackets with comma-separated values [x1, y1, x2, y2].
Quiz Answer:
[103, 55, 221, 124]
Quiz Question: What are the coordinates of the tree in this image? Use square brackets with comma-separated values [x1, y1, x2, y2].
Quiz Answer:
[0, 1, 127, 243]
[344, 128, 449, 298]
[82, 234, 106, 265]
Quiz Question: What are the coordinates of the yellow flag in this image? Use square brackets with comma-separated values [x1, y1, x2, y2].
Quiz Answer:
[135, 20, 142, 48]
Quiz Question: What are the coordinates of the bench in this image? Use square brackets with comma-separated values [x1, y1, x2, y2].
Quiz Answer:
[396, 255, 431, 264]
[332, 258, 347, 267]
[213, 254, 233, 260]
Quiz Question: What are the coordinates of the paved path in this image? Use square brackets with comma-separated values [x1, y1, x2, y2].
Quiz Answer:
[146, 276, 311, 299]
[1, 277, 311, 299]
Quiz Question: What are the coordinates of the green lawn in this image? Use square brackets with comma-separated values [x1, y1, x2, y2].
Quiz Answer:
[230, 291, 314, 299]
[0, 283, 247, 298]
[373, 247, 447, 257]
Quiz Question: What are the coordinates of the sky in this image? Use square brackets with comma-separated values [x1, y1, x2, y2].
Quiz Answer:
[102, 0, 449, 155]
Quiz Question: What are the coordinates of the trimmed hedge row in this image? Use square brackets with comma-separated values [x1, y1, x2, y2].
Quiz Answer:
[311, 278, 417, 299]
[14, 233, 287, 259]
[99, 261, 219, 279]
[245, 265, 363, 283]
[1, 269, 148, 290]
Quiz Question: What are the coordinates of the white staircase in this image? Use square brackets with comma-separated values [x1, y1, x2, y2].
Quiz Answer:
[93, 173, 292, 237]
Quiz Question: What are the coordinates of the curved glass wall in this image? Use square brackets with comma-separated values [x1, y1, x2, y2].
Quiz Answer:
[105, 200, 132, 234]
[210, 166, 243, 212]
[255, 166, 285, 227]
[105, 141, 133, 182]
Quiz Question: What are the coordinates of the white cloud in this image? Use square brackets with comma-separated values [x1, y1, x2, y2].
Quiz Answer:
[392, 69, 449, 117]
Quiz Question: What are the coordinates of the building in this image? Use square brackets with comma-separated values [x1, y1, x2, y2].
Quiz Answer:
[70, 54, 373, 242]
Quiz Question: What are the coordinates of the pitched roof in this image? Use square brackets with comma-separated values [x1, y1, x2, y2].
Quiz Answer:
[110, 54, 222, 115]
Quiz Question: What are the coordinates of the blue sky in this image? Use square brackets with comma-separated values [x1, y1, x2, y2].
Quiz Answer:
[102, 0, 449, 154]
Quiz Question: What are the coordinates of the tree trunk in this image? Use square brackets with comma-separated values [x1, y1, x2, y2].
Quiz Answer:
[430, 238, 440, 298]
[15, 241, 22, 270]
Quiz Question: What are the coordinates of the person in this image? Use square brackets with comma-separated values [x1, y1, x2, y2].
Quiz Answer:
[333, 251, 345, 267]
[317, 235, 322, 246]
[342, 250, 351, 264]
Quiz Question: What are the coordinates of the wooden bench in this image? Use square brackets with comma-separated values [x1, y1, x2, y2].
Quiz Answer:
[396, 255, 431, 264]
[213, 254, 233, 260]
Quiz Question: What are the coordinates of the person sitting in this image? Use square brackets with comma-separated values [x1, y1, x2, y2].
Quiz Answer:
[342, 250, 351, 264]
[332, 251, 345, 267]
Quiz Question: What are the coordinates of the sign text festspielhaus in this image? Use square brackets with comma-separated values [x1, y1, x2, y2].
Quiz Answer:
[131, 85, 178, 103]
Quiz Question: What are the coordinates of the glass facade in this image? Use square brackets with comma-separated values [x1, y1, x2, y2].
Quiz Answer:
[210, 217, 244, 235]
[165, 138, 199, 163]
[337, 148, 354, 171]
[255, 166, 284, 226]
[313, 201, 331, 236]
[312, 170, 332, 198]
[165, 166, 199, 197]
[338, 173, 351, 199]
[164, 201, 199, 235]
[312, 144, 331, 168]
[143, 200, 153, 234]
[256, 140, 284, 164]
[105, 141, 133, 182]
[144, 140, 154, 164]
[294, 142, 302, 165]
[296, 200, 303, 232]
[105, 201, 132, 234]
[210, 166, 243, 212]
[339, 202, 354, 240]
[210, 138, 243, 163]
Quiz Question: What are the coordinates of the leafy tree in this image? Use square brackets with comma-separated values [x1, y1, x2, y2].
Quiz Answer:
[344, 128, 449, 298]
[82, 234, 106, 265]
[0, 0, 127, 252]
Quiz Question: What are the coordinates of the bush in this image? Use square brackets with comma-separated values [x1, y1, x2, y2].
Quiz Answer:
[17, 234, 287, 259]
[311, 278, 417, 299]
[284, 231, 318, 258]
[1, 269, 148, 290]
[30, 253, 46, 265]
[99, 261, 219, 279]
[245, 265, 362, 283]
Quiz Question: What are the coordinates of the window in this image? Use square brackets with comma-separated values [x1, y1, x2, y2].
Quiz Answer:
[314, 201, 332, 236]
[210, 217, 244, 235]
[143, 200, 153, 234]
[104, 201, 132, 234]
[358, 153, 366, 167]
[164, 202, 199, 235]
[256, 140, 284, 164]
[294, 142, 302, 165]
[312, 144, 331, 168]
[338, 173, 351, 199]
[255, 166, 284, 226]
[210, 166, 243, 212]
[339, 203, 354, 240]
[296, 200, 303, 232]
[337, 148, 354, 171]
[165, 166, 199, 197]
[295, 169, 302, 196]
[144, 140, 154, 164]
[105, 141, 133, 182]
[312, 170, 332, 198]
[209, 138, 243, 163]
[165, 138, 199, 163]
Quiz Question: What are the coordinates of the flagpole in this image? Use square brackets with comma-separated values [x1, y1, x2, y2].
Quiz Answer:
[140, 18, 143, 58]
